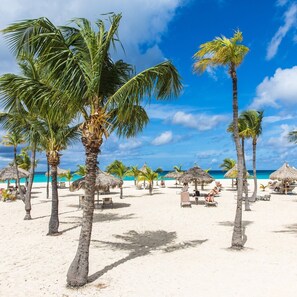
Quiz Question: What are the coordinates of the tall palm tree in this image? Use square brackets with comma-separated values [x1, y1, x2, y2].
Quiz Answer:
[194, 30, 249, 249]
[2, 14, 182, 286]
[60, 170, 73, 188]
[138, 167, 158, 195]
[240, 110, 263, 201]
[106, 160, 129, 198]
[2, 131, 25, 200]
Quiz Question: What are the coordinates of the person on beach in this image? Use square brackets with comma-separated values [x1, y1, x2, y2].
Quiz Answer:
[182, 182, 189, 192]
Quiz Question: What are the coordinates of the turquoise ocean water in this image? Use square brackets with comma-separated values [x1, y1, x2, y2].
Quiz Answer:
[10, 170, 274, 184]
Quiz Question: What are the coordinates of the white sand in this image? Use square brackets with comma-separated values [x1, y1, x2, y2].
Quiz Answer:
[1, 179, 297, 297]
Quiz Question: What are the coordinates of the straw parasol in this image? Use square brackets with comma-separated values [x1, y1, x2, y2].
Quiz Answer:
[224, 164, 250, 179]
[179, 166, 214, 191]
[0, 165, 29, 181]
[70, 169, 123, 192]
[269, 163, 297, 181]
[139, 163, 148, 173]
[45, 167, 69, 177]
[164, 171, 183, 179]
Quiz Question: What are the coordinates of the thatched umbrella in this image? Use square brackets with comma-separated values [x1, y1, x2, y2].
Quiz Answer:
[139, 163, 148, 173]
[179, 166, 214, 191]
[164, 171, 183, 187]
[269, 163, 297, 181]
[70, 169, 123, 192]
[0, 165, 29, 181]
[45, 167, 69, 177]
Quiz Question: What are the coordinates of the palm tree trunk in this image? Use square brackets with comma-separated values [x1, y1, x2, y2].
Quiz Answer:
[67, 143, 99, 287]
[24, 145, 36, 220]
[46, 161, 50, 199]
[14, 146, 25, 202]
[242, 138, 251, 211]
[230, 65, 244, 249]
[120, 185, 123, 199]
[252, 139, 257, 201]
[149, 183, 153, 195]
[48, 162, 59, 235]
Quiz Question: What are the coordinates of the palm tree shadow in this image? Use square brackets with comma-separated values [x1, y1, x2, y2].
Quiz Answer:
[88, 230, 207, 283]
[274, 223, 297, 236]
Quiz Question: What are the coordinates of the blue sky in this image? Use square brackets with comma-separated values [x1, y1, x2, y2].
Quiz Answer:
[0, 0, 297, 171]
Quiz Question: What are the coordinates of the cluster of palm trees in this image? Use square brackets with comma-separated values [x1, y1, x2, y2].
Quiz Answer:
[1, 11, 292, 288]
[106, 160, 160, 196]
[0, 14, 182, 286]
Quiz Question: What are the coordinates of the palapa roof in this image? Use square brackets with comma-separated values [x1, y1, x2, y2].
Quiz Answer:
[139, 163, 148, 173]
[224, 164, 250, 179]
[179, 166, 214, 184]
[269, 163, 297, 181]
[164, 171, 183, 179]
[45, 167, 69, 177]
[0, 165, 29, 181]
[70, 169, 123, 192]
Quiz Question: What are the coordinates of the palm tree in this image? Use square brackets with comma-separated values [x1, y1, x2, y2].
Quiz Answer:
[60, 170, 73, 188]
[173, 165, 183, 172]
[75, 165, 87, 177]
[2, 131, 25, 200]
[240, 110, 263, 201]
[219, 158, 236, 188]
[2, 14, 182, 286]
[219, 158, 236, 171]
[127, 166, 140, 185]
[37, 116, 80, 235]
[228, 118, 251, 211]
[289, 130, 297, 142]
[155, 167, 163, 185]
[106, 160, 129, 198]
[194, 30, 249, 249]
[138, 167, 158, 195]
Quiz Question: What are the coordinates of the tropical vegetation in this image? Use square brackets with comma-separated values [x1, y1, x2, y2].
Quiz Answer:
[1, 13, 182, 286]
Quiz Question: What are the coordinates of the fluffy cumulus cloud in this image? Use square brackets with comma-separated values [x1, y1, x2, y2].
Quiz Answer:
[250, 66, 297, 109]
[172, 111, 228, 131]
[152, 131, 173, 146]
[266, 3, 297, 60]
[267, 124, 296, 148]
[0, 0, 185, 74]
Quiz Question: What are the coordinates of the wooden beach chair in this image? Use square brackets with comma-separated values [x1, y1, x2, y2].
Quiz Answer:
[180, 192, 191, 207]
[102, 197, 113, 209]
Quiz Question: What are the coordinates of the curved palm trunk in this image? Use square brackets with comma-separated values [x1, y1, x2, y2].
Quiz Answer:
[242, 139, 251, 211]
[14, 146, 25, 202]
[47, 152, 60, 235]
[67, 133, 101, 287]
[251, 139, 257, 200]
[230, 65, 244, 249]
[24, 145, 36, 220]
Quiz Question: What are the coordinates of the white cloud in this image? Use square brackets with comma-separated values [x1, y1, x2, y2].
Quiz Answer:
[263, 114, 294, 123]
[152, 131, 173, 146]
[267, 124, 296, 148]
[119, 139, 142, 150]
[266, 3, 297, 60]
[172, 111, 228, 131]
[250, 66, 297, 109]
[0, 0, 185, 74]
[276, 0, 289, 7]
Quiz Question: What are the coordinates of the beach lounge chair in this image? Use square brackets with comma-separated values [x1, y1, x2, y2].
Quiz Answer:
[59, 182, 66, 188]
[205, 200, 218, 207]
[102, 197, 113, 209]
[180, 192, 191, 207]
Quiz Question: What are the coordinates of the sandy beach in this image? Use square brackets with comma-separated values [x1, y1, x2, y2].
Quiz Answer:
[1, 179, 297, 297]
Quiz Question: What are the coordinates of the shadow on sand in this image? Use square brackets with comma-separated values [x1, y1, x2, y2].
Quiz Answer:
[273, 223, 297, 235]
[88, 230, 207, 283]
